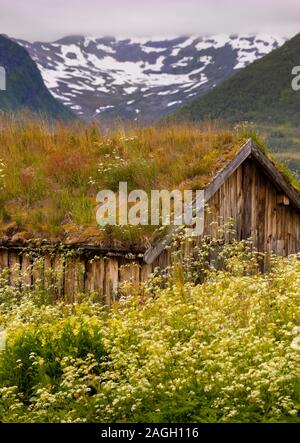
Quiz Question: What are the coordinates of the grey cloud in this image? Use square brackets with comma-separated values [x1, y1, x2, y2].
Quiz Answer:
[0, 0, 300, 41]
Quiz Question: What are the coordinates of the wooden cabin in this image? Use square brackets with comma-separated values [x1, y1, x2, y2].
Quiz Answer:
[144, 138, 300, 264]
[0, 138, 299, 303]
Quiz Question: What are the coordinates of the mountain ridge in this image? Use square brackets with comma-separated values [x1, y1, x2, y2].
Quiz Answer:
[171, 32, 300, 173]
[0, 35, 75, 120]
[17, 33, 287, 121]
[172, 32, 300, 125]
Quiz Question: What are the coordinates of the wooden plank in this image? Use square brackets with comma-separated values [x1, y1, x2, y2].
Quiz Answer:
[267, 180, 274, 253]
[242, 160, 252, 240]
[104, 257, 119, 306]
[236, 166, 243, 240]
[9, 251, 20, 286]
[276, 239, 285, 256]
[271, 195, 277, 253]
[251, 164, 257, 245]
[257, 171, 266, 252]
[63, 257, 85, 303]
[119, 259, 140, 283]
[32, 257, 44, 290]
[74, 257, 85, 297]
[21, 253, 32, 286]
[140, 262, 153, 281]
[93, 257, 105, 301]
[85, 258, 94, 293]
[43, 254, 52, 289]
[85, 256, 105, 301]
[52, 256, 64, 300]
[0, 249, 9, 271]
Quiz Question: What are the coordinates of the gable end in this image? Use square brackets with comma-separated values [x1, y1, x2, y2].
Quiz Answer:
[144, 138, 300, 264]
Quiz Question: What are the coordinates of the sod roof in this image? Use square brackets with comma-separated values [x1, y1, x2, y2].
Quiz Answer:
[0, 115, 298, 252]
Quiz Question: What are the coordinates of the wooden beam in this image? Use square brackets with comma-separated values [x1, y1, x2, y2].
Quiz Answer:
[203, 138, 252, 202]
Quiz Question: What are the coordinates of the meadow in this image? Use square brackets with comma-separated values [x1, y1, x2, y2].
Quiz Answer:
[0, 114, 265, 248]
[0, 240, 299, 423]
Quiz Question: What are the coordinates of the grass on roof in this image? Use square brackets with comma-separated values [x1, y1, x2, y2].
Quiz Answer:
[0, 114, 296, 248]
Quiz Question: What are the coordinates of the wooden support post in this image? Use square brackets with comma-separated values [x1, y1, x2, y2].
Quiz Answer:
[9, 251, 20, 286]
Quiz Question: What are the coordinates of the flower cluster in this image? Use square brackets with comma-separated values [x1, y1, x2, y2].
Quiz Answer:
[0, 246, 299, 422]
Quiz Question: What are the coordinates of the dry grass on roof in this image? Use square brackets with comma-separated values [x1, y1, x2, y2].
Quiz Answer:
[0, 114, 264, 247]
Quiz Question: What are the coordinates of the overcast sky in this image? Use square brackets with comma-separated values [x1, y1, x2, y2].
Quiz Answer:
[1, 0, 300, 41]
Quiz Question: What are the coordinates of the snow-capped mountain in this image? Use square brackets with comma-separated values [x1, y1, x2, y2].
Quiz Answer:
[18, 34, 287, 121]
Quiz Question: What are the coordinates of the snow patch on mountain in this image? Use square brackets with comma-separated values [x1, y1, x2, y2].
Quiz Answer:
[18, 33, 287, 121]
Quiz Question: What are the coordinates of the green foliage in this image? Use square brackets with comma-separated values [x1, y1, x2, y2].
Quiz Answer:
[173, 33, 300, 125]
[0, 36, 74, 121]
[0, 243, 299, 423]
[0, 305, 106, 402]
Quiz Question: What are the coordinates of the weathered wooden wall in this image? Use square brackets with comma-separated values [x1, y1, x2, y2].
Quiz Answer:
[205, 157, 300, 256]
[0, 248, 154, 305]
[149, 157, 300, 269]
[0, 157, 299, 303]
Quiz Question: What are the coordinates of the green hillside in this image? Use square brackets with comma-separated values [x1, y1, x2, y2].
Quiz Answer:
[173, 32, 300, 124]
[0, 35, 74, 121]
[172, 32, 300, 173]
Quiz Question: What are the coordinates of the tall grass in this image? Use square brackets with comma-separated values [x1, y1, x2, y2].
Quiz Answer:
[0, 114, 254, 245]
